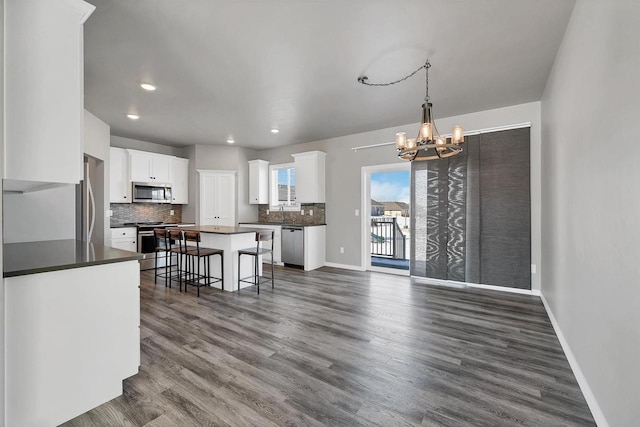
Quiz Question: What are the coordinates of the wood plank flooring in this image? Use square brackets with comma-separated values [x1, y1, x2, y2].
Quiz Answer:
[63, 266, 595, 426]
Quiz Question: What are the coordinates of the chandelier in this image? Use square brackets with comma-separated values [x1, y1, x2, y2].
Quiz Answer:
[358, 60, 464, 161]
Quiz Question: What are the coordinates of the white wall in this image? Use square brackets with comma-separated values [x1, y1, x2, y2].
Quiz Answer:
[257, 102, 543, 290]
[540, 1, 640, 425]
[0, 0, 5, 421]
[111, 135, 187, 158]
[3, 185, 76, 243]
[182, 144, 259, 224]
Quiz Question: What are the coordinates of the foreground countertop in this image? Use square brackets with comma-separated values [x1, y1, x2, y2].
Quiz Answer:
[178, 225, 263, 235]
[4, 240, 144, 278]
[239, 222, 327, 227]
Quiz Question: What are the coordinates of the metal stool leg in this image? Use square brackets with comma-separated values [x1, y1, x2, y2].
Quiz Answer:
[271, 254, 274, 289]
[220, 253, 224, 291]
[238, 253, 241, 292]
[255, 254, 259, 295]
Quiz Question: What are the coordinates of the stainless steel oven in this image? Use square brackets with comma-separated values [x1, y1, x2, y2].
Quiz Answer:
[134, 223, 167, 270]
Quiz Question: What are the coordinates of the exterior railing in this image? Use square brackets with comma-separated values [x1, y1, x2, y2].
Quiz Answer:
[370, 217, 406, 259]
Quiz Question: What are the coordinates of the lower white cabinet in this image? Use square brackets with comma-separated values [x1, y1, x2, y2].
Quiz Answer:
[5, 261, 140, 426]
[111, 227, 137, 252]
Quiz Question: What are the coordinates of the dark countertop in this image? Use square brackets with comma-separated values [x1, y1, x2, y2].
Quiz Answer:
[4, 240, 144, 278]
[239, 222, 327, 227]
[179, 225, 263, 235]
[110, 223, 196, 228]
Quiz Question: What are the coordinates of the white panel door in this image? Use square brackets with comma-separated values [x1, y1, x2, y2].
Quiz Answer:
[171, 157, 189, 204]
[199, 170, 236, 226]
[216, 173, 236, 226]
[109, 147, 131, 203]
[151, 155, 173, 183]
[200, 172, 218, 225]
[129, 152, 153, 182]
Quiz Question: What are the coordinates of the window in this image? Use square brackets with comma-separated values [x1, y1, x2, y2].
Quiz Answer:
[270, 163, 298, 209]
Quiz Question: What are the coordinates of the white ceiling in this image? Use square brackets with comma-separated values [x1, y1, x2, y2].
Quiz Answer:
[84, 0, 575, 150]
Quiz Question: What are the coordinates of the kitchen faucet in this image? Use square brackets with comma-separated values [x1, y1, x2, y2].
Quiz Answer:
[279, 205, 285, 224]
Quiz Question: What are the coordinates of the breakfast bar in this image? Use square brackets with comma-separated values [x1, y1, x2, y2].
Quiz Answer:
[178, 225, 273, 292]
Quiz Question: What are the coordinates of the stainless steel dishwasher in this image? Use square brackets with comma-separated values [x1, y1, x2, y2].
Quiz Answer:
[281, 226, 304, 267]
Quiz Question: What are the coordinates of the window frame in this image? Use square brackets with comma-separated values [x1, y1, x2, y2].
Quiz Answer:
[269, 163, 299, 210]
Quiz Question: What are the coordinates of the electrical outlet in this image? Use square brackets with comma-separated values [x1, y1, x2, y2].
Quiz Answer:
[106, 209, 113, 217]
[340, 247, 345, 254]
[531, 264, 537, 274]
[170, 209, 175, 216]
[309, 209, 313, 216]
[267, 209, 270, 215]
[301, 209, 305, 215]
[355, 209, 359, 216]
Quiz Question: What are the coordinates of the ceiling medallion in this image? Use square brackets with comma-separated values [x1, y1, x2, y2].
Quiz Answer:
[358, 60, 464, 161]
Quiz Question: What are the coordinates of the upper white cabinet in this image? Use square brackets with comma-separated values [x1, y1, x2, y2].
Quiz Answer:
[110, 148, 131, 203]
[129, 150, 172, 183]
[171, 157, 189, 204]
[199, 170, 236, 226]
[248, 160, 269, 204]
[4, 0, 95, 184]
[292, 151, 326, 203]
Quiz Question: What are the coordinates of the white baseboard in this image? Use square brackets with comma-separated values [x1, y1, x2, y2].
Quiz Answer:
[468, 282, 540, 296]
[539, 293, 608, 427]
[412, 276, 540, 296]
[323, 262, 366, 271]
[369, 266, 410, 276]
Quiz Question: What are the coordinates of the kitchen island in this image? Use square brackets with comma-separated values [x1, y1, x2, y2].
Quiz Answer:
[178, 225, 267, 292]
[3, 240, 143, 426]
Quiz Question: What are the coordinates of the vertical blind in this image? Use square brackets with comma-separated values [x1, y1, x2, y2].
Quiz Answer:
[410, 127, 531, 289]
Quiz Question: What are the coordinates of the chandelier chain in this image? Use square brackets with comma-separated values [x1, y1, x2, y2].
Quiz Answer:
[358, 60, 431, 101]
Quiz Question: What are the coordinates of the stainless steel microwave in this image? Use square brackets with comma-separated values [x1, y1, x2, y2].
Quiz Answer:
[132, 182, 172, 203]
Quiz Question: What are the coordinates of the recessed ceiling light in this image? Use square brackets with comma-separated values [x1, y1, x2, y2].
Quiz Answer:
[227, 138, 235, 144]
[270, 128, 280, 134]
[140, 83, 156, 91]
[127, 113, 140, 120]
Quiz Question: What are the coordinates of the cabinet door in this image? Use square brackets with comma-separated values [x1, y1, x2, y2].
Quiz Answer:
[112, 238, 137, 252]
[129, 152, 153, 182]
[216, 173, 236, 226]
[171, 158, 189, 204]
[199, 171, 236, 226]
[248, 160, 268, 204]
[4, 0, 94, 184]
[151, 155, 172, 183]
[109, 148, 131, 203]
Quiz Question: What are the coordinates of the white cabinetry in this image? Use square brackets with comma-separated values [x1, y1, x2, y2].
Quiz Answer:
[110, 147, 131, 203]
[248, 160, 269, 204]
[111, 227, 137, 252]
[4, 0, 95, 185]
[5, 261, 140, 426]
[199, 170, 236, 226]
[171, 157, 189, 204]
[129, 150, 172, 183]
[239, 223, 282, 263]
[292, 151, 326, 203]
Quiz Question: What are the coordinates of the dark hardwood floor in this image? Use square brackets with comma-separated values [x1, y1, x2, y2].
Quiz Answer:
[63, 266, 595, 426]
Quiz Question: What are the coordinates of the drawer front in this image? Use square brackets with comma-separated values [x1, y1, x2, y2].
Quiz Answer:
[111, 227, 137, 239]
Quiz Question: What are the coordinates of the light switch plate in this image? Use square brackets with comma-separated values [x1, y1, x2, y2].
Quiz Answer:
[355, 209, 359, 216]
[106, 209, 113, 217]
[170, 209, 175, 216]
[531, 264, 537, 274]
[309, 209, 313, 216]
[340, 247, 345, 253]
[267, 209, 270, 215]
[301, 209, 305, 215]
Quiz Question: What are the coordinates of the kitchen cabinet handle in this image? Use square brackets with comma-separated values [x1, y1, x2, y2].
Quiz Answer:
[124, 196, 127, 198]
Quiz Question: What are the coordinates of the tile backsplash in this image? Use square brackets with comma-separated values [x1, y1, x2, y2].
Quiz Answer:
[110, 203, 183, 226]
[258, 203, 325, 225]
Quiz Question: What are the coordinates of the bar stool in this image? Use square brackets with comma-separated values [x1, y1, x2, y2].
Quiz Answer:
[167, 229, 188, 292]
[183, 231, 224, 296]
[238, 230, 274, 294]
[153, 228, 171, 286]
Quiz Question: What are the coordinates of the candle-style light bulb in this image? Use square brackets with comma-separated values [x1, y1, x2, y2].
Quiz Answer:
[395, 132, 407, 149]
[452, 125, 464, 144]
[420, 123, 432, 141]
[406, 138, 417, 150]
